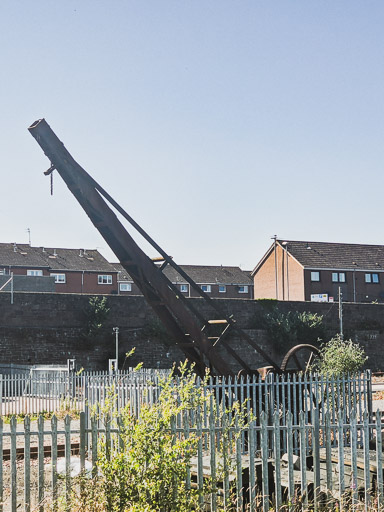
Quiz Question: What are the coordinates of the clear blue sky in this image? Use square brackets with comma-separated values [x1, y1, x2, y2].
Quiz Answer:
[1, 1, 383, 269]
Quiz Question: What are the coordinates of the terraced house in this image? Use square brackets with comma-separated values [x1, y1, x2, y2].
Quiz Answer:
[0, 243, 118, 294]
[252, 239, 384, 303]
[0, 243, 253, 298]
[113, 263, 254, 298]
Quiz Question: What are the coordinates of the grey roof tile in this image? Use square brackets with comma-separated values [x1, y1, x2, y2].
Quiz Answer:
[0, 243, 116, 272]
[112, 263, 133, 281]
[111, 262, 253, 285]
[163, 265, 253, 285]
[279, 240, 384, 271]
[0, 244, 48, 268]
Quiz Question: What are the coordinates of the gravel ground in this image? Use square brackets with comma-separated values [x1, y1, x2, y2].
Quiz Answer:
[372, 398, 384, 412]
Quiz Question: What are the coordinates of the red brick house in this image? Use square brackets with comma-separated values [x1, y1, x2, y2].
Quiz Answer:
[113, 263, 254, 298]
[0, 243, 253, 298]
[0, 243, 118, 294]
[252, 239, 384, 303]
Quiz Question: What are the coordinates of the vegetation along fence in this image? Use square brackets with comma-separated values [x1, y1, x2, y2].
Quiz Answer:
[0, 405, 381, 512]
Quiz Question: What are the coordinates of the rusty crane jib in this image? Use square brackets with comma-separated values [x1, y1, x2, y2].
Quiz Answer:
[28, 118, 287, 377]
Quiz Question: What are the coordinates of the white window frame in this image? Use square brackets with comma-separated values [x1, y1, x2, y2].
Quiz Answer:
[98, 274, 112, 285]
[332, 272, 345, 283]
[238, 285, 249, 293]
[27, 269, 43, 277]
[310, 271, 320, 282]
[50, 273, 66, 284]
[180, 284, 189, 293]
[201, 285, 211, 293]
[119, 282, 132, 292]
[219, 285, 226, 293]
[365, 273, 379, 284]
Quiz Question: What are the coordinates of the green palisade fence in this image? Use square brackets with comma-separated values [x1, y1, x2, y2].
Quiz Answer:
[0, 371, 377, 511]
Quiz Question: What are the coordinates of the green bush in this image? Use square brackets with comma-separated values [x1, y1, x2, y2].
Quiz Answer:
[256, 310, 325, 351]
[72, 363, 242, 512]
[314, 334, 368, 376]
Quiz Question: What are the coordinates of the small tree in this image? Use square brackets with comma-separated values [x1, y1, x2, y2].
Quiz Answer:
[315, 334, 368, 376]
[83, 296, 110, 340]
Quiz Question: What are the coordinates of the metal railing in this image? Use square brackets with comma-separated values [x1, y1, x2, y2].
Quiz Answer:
[0, 370, 372, 424]
[0, 404, 381, 512]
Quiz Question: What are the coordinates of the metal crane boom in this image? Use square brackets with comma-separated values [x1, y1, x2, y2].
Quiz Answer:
[28, 119, 282, 376]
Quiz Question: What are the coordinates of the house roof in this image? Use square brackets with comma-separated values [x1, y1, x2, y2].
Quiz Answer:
[41, 247, 115, 272]
[111, 262, 253, 285]
[253, 240, 384, 274]
[0, 243, 49, 268]
[0, 243, 116, 272]
[112, 263, 134, 281]
[163, 265, 253, 285]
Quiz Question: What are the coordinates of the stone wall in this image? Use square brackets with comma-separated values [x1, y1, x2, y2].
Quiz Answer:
[0, 291, 383, 371]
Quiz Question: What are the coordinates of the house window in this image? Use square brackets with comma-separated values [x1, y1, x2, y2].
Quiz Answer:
[98, 275, 112, 285]
[50, 273, 66, 284]
[201, 285, 211, 293]
[365, 273, 379, 284]
[310, 271, 320, 282]
[119, 282, 132, 292]
[27, 270, 43, 277]
[238, 286, 248, 293]
[180, 284, 189, 293]
[332, 272, 346, 283]
[219, 285, 226, 293]
[0, 269, 4, 275]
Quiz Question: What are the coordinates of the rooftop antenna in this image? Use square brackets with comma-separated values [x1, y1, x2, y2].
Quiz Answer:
[26, 228, 31, 246]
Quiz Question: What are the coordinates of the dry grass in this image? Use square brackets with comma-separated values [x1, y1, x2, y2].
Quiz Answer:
[373, 390, 384, 401]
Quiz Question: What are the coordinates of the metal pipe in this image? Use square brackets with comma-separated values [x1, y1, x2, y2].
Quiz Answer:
[286, 246, 290, 301]
[273, 235, 278, 299]
[113, 327, 119, 371]
[339, 287, 343, 339]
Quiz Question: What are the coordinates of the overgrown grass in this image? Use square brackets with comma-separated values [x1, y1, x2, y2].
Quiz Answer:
[2, 410, 80, 424]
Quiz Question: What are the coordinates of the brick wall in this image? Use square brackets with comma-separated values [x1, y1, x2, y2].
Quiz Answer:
[253, 245, 305, 301]
[0, 292, 383, 371]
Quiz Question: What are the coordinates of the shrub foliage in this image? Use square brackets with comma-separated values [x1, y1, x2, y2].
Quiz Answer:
[255, 309, 325, 351]
[83, 296, 110, 340]
[71, 363, 242, 512]
[314, 334, 368, 376]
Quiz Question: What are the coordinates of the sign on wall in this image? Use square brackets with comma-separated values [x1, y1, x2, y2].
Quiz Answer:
[310, 293, 329, 302]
